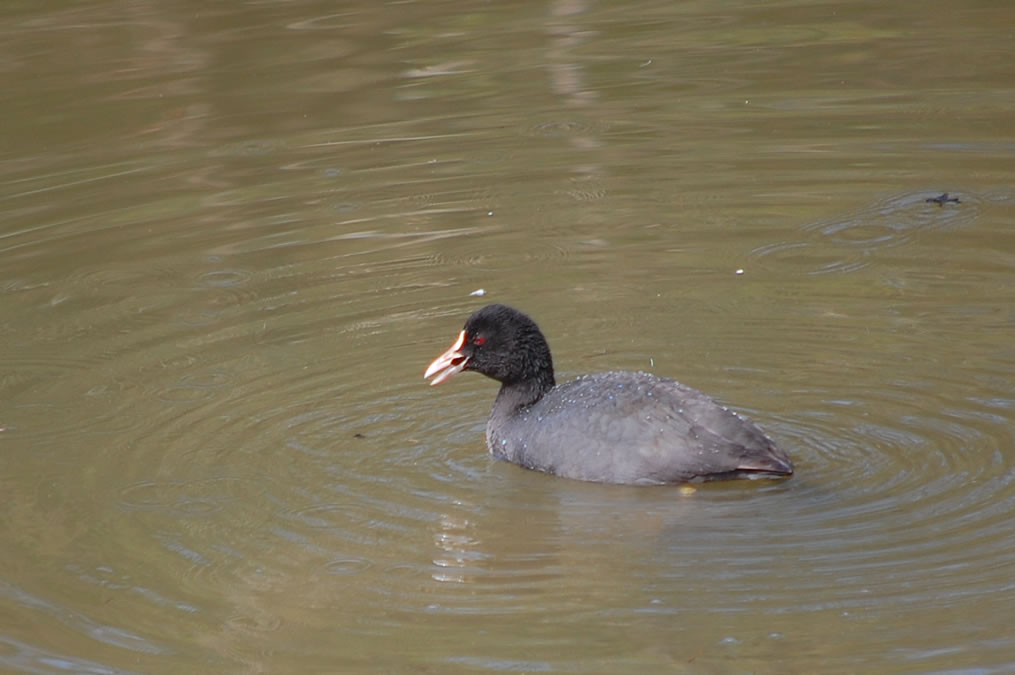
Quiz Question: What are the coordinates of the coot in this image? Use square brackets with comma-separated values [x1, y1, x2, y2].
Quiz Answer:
[424, 304, 793, 485]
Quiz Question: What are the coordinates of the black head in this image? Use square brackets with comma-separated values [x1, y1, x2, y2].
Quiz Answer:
[424, 304, 555, 390]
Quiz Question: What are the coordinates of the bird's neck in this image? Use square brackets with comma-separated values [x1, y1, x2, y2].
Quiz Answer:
[487, 328, 555, 419]
[492, 372, 555, 418]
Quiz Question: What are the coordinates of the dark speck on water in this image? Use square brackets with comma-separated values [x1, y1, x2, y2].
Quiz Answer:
[926, 192, 961, 206]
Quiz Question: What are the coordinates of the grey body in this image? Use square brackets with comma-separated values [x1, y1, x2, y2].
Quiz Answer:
[486, 370, 788, 485]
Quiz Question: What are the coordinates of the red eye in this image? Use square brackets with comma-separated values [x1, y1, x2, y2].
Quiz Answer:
[473, 335, 486, 346]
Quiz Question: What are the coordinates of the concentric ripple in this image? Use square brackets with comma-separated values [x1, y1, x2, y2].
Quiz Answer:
[751, 191, 977, 275]
[3, 0, 1015, 669]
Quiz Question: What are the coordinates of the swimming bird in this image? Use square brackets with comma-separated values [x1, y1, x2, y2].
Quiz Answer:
[424, 304, 793, 485]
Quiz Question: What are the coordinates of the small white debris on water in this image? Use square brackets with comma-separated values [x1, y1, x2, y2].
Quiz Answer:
[735, 268, 744, 275]
[470, 289, 486, 296]
[487, 211, 493, 216]
[650, 358, 654, 367]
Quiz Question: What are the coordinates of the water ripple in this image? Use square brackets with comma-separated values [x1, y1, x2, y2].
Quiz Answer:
[751, 191, 977, 275]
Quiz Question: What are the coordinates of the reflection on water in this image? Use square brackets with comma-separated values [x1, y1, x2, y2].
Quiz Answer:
[2, 0, 1015, 673]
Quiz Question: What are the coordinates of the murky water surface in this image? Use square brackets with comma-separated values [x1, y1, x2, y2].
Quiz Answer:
[2, 1, 1014, 673]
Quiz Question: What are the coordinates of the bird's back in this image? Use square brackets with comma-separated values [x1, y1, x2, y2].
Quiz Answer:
[486, 371, 791, 484]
